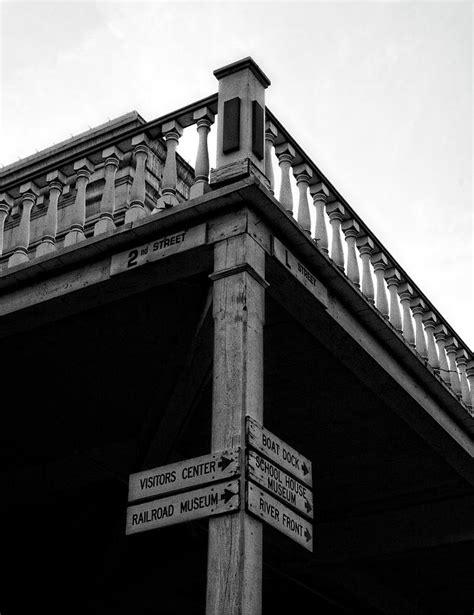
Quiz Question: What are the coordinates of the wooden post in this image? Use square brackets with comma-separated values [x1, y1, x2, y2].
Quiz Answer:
[213, 57, 270, 184]
[206, 233, 267, 615]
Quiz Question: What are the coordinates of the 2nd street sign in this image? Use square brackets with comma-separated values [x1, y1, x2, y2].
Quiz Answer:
[126, 480, 240, 535]
[247, 483, 313, 552]
[128, 448, 240, 502]
[247, 450, 313, 519]
[246, 417, 312, 487]
[110, 223, 206, 276]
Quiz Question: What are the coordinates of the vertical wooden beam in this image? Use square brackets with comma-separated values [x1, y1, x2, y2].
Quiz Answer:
[206, 233, 267, 615]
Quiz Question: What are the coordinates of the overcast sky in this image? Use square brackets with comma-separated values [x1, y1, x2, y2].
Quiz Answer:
[1, 0, 472, 348]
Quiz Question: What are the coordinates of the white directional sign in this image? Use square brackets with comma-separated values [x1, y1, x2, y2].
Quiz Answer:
[126, 480, 240, 535]
[246, 417, 312, 487]
[247, 483, 313, 552]
[128, 448, 240, 502]
[110, 223, 206, 276]
[247, 450, 313, 519]
[272, 236, 328, 307]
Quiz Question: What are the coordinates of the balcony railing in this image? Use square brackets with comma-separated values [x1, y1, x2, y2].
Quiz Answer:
[0, 59, 472, 415]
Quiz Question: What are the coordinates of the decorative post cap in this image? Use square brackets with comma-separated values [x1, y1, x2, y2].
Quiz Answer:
[398, 281, 414, 296]
[371, 251, 388, 267]
[327, 201, 345, 218]
[102, 145, 124, 161]
[384, 267, 401, 283]
[310, 182, 330, 199]
[434, 323, 449, 338]
[410, 296, 426, 310]
[74, 157, 94, 173]
[0, 192, 14, 210]
[131, 133, 151, 148]
[19, 181, 40, 196]
[214, 57, 271, 88]
[46, 170, 67, 184]
[293, 162, 312, 180]
[193, 107, 215, 124]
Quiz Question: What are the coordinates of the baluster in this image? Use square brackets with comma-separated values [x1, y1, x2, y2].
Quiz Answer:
[356, 235, 375, 303]
[190, 108, 215, 199]
[421, 310, 439, 370]
[64, 158, 94, 247]
[310, 182, 329, 254]
[0, 193, 14, 257]
[275, 142, 295, 215]
[466, 360, 474, 412]
[8, 181, 39, 267]
[434, 325, 450, 384]
[384, 267, 402, 331]
[264, 121, 277, 194]
[126, 135, 150, 224]
[371, 252, 389, 317]
[293, 163, 312, 234]
[397, 283, 415, 346]
[341, 219, 360, 286]
[410, 298, 428, 359]
[157, 120, 183, 209]
[327, 202, 345, 270]
[456, 350, 471, 406]
[95, 146, 123, 235]
[36, 171, 66, 257]
[445, 337, 461, 395]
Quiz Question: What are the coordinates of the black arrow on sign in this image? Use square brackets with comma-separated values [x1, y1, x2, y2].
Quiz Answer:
[302, 462, 310, 476]
[304, 528, 312, 543]
[304, 498, 312, 514]
[220, 489, 236, 504]
[218, 455, 232, 471]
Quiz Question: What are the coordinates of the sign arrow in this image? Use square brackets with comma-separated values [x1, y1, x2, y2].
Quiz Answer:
[302, 462, 310, 476]
[304, 498, 312, 514]
[304, 528, 312, 543]
[220, 488, 236, 504]
[218, 455, 232, 471]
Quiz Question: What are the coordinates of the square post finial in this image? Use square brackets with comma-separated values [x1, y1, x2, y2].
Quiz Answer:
[213, 57, 271, 182]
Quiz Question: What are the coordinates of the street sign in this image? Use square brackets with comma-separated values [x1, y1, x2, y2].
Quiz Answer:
[247, 450, 313, 519]
[246, 417, 312, 487]
[110, 223, 206, 276]
[247, 483, 313, 552]
[128, 448, 240, 502]
[272, 237, 328, 307]
[126, 480, 240, 535]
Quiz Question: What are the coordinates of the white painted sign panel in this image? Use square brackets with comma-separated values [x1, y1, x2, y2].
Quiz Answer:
[128, 448, 240, 502]
[110, 223, 206, 276]
[126, 480, 240, 535]
[272, 236, 328, 307]
[247, 450, 313, 519]
[247, 483, 313, 552]
[246, 417, 312, 487]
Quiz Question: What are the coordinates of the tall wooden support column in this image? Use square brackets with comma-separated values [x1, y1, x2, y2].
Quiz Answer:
[206, 233, 267, 615]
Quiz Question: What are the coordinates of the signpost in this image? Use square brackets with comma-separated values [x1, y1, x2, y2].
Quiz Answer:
[247, 450, 313, 518]
[128, 448, 240, 502]
[126, 480, 240, 535]
[247, 483, 313, 551]
[125, 419, 314, 555]
[245, 417, 314, 551]
[246, 417, 312, 487]
[110, 223, 206, 276]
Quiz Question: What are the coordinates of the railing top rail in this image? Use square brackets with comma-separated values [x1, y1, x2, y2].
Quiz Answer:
[0, 93, 219, 192]
[266, 106, 473, 358]
[0, 111, 146, 178]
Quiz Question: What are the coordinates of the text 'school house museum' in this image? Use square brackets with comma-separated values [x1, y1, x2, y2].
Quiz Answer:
[0, 59, 473, 614]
